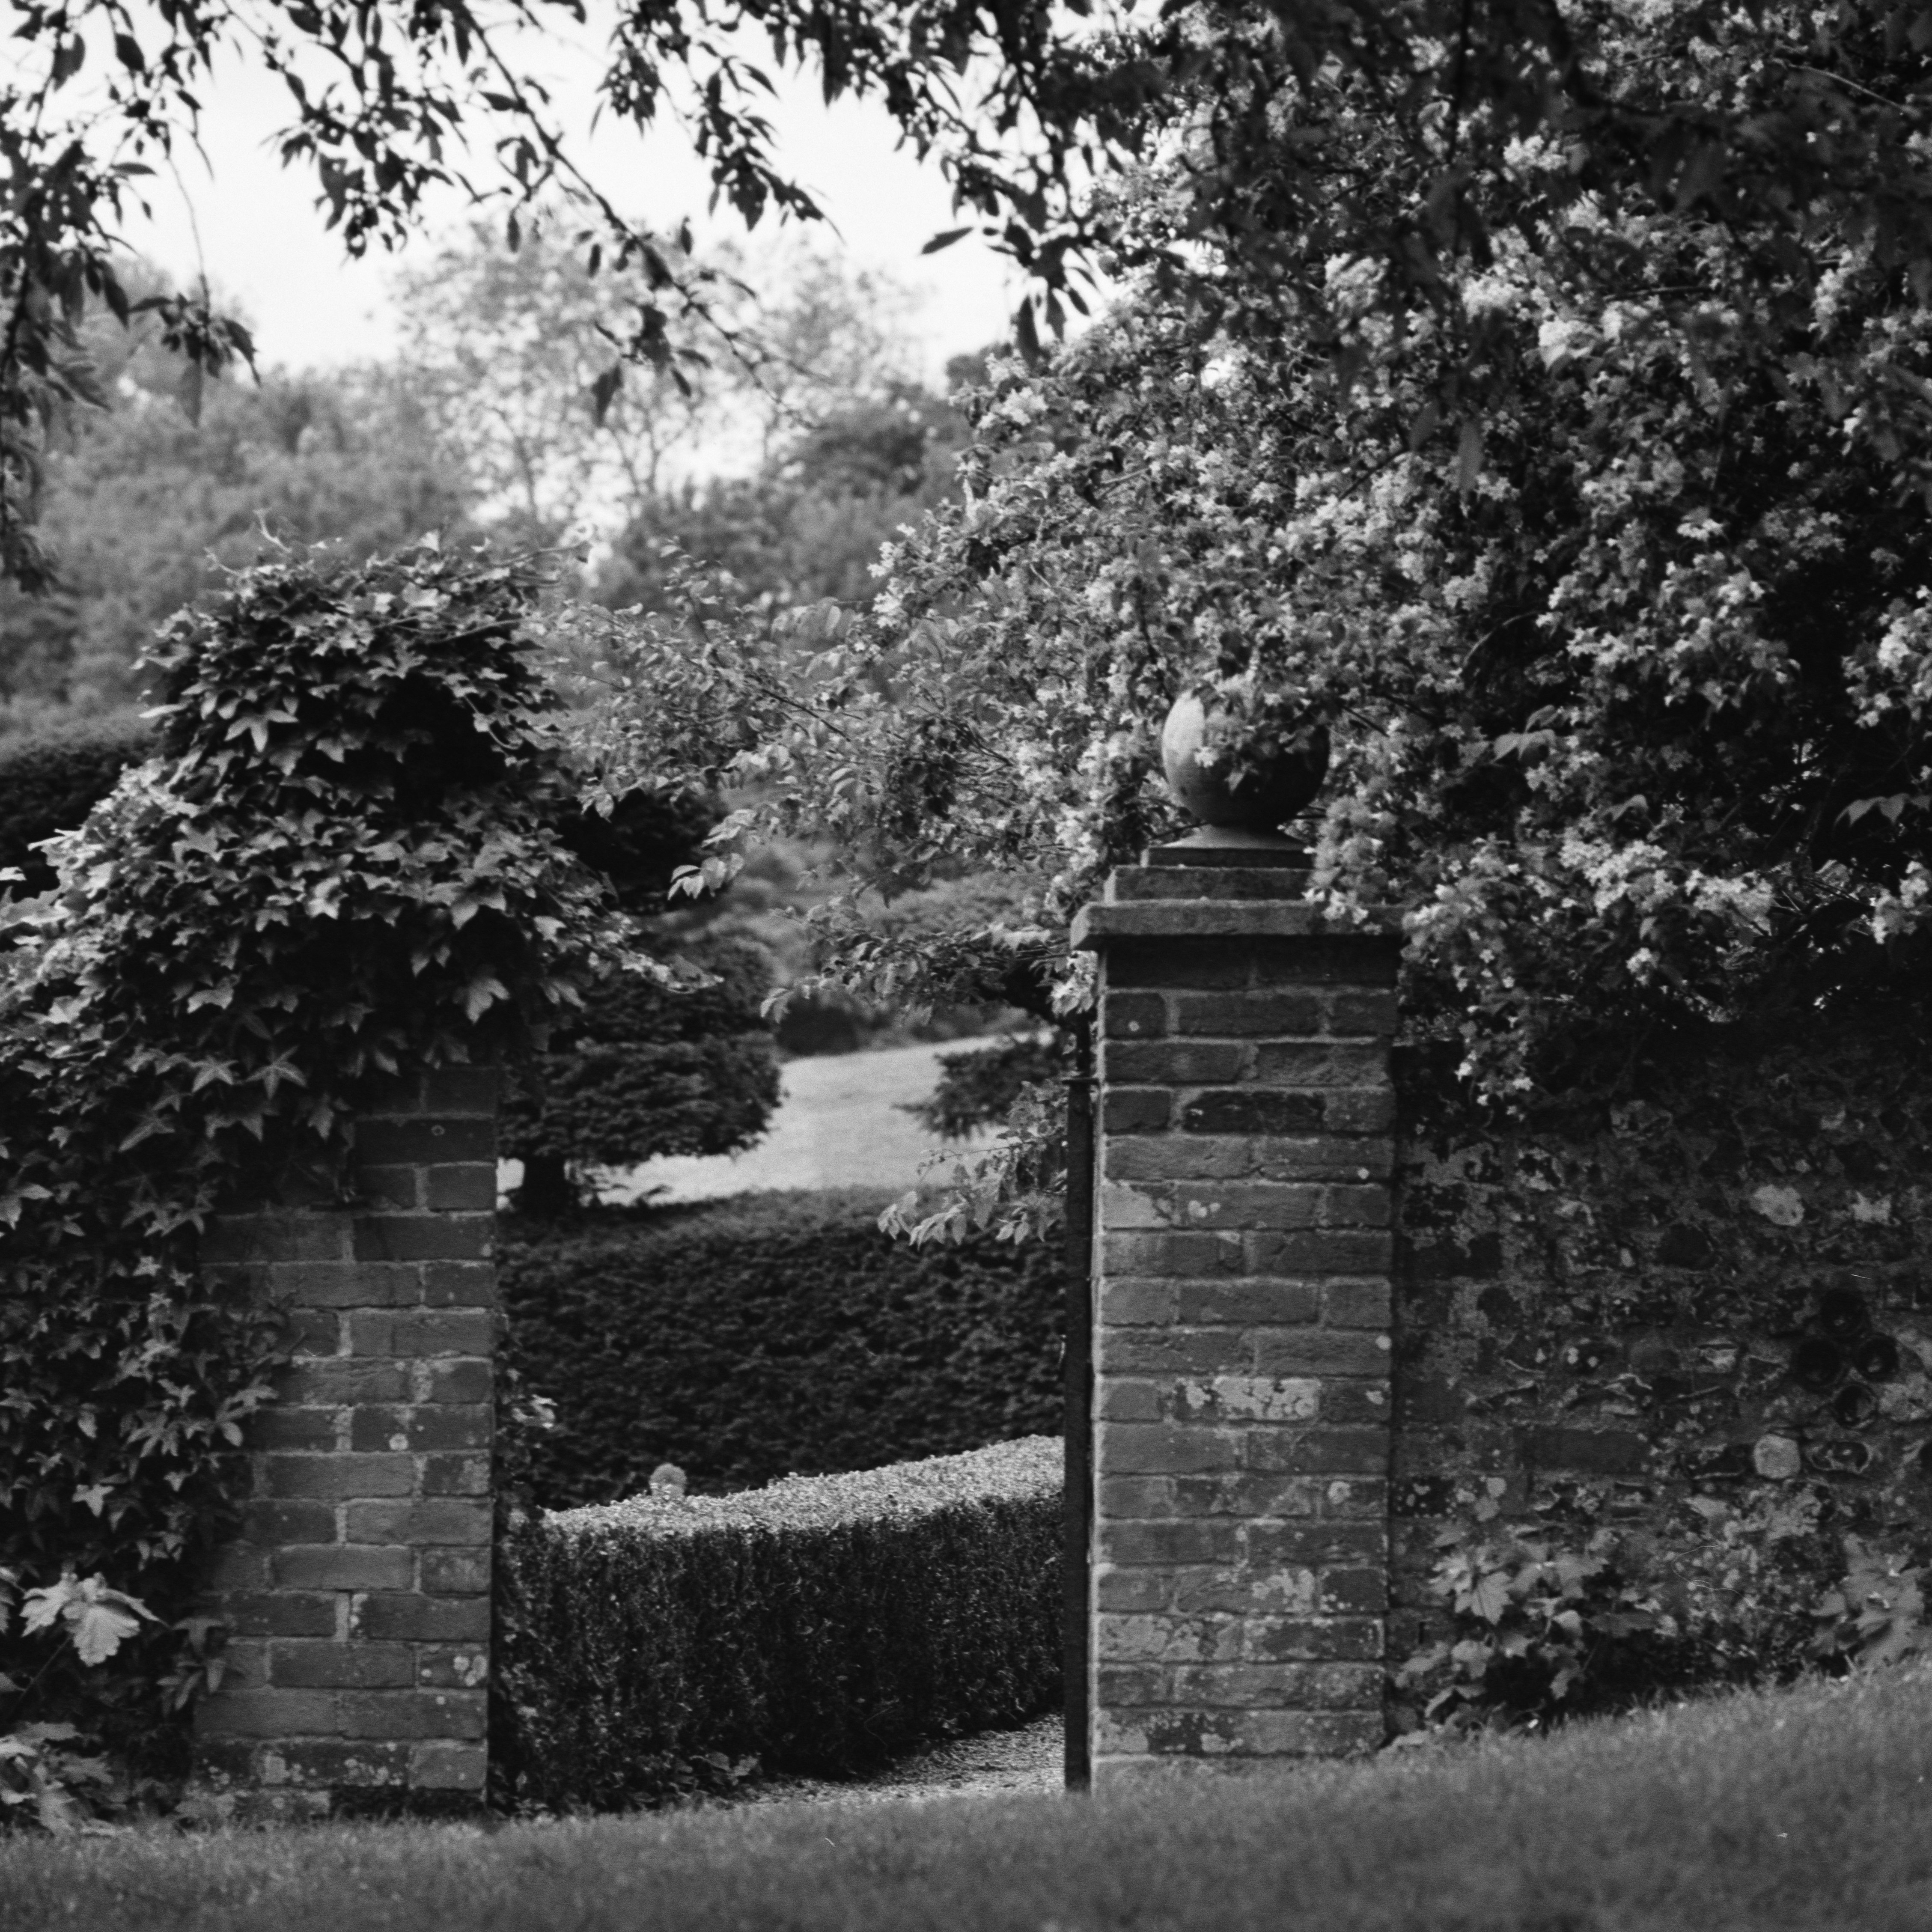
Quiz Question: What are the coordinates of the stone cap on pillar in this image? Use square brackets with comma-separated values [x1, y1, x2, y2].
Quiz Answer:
[1072, 852, 1404, 946]
[1072, 897, 1402, 947]
[1143, 826, 1310, 869]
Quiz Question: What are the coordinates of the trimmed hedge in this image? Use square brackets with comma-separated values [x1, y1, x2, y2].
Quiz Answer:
[496, 1436, 1063, 1810]
[0, 711, 153, 896]
[498, 1190, 1064, 1507]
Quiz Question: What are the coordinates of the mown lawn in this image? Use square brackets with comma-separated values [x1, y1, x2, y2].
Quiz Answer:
[6, 1664, 1932, 1932]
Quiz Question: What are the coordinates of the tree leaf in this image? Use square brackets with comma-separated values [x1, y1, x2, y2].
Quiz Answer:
[1469, 1570, 1509, 1624]
[1457, 417, 1484, 494]
[589, 365, 623, 428]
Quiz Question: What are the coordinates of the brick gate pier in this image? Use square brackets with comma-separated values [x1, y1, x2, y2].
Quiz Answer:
[1072, 842, 1402, 1791]
[192, 1065, 498, 1816]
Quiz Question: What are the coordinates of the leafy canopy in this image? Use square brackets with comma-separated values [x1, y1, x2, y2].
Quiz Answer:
[0, 0, 1126, 590]
[22, 0, 1932, 589]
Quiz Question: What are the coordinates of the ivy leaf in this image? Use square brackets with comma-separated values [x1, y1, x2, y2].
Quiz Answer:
[0, 1183, 53, 1228]
[461, 972, 511, 1022]
[67, 1581, 156, 1667]
[115, 1112, 173, 1152]
[1468, 1570, 1510, 1625]
[19, 1573, 80, 1639]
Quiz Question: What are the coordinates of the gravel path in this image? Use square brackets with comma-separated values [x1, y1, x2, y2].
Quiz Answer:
[730, 1715, 1065, 1808]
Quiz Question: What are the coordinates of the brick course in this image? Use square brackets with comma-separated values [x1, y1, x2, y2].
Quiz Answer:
[1076, 861, 1401, 1792]
[193, 1068, 497, 1816]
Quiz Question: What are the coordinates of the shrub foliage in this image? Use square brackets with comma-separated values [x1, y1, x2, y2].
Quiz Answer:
[496, 1436, 1062, 1810]
[0, 538, 635, 1760]
[498, 1191, 1065, 1509]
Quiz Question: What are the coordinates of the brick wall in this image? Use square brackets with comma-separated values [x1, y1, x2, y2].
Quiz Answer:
[193, 1065, 498, 1816]
[1072, 859, 1402, 1790]
[1078, 856, 1932, 1769]
[1390, 1003, 1932, 1706]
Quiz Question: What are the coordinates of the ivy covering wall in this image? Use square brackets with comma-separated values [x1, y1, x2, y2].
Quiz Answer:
[0, 539, 636, 1780]
[1392, 996, 1932, 1720]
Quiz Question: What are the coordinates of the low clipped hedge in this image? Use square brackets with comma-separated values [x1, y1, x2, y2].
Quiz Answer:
[498, 1191, 1063, 1507]
[496, 1436, 1063, 1810]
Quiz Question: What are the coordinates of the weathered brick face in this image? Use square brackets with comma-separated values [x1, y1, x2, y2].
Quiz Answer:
[193, 1066, 497, 1814]
[1073, 863, 1402, 1790]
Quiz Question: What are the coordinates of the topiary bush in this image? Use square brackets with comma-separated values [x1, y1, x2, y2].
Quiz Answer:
[0, 711, 154, 898]
[495, 1435, 1063, 1811]
[498, 1189, 1064, 1508]
[500, 932, 779, 1217]
[0, 538, 638, 1789]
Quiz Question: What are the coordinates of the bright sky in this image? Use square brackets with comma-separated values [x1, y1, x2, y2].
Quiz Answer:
[114, 10, 1028, 387]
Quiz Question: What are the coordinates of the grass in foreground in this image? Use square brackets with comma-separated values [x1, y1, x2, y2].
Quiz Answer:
[5, 1665, 1932, 1932]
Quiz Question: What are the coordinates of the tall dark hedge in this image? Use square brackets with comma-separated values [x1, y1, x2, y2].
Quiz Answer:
[498, 1190, 1065, 1507]
[0, 711, 154, 896]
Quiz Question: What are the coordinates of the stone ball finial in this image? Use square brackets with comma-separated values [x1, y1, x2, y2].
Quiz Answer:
[1159, 693, 1329, 833]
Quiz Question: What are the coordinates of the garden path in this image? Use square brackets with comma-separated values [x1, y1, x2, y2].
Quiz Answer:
[730, 1714, 1063, 1808]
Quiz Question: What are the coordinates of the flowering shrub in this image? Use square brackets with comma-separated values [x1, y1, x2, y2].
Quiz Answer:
[0, 537, 640, 1767]
[557, 15, 1932, 1234]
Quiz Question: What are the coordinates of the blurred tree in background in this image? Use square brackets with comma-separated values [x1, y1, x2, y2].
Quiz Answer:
[392, 221, 977, 613]
[501, 930, 780, 1217]
[1, 235, 986, 736]
[0, 298, 471, 729]
[596, 360, 979, 614]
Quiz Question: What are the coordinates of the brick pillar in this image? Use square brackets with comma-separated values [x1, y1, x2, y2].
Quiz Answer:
[1071, 851, 1402, 1792]
[192, 1065, 498, 1817]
